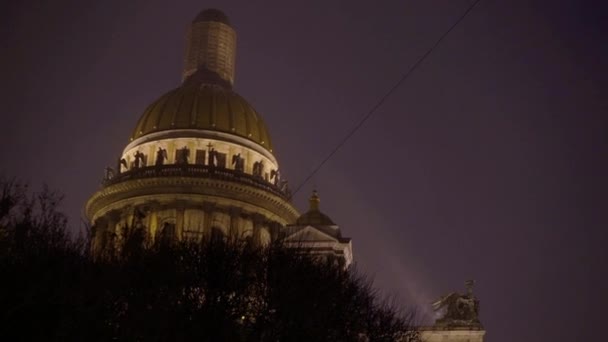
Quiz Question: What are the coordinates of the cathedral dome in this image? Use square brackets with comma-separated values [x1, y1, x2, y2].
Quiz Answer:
[130, 83, 272, 151]
[87, 8, 301, 254]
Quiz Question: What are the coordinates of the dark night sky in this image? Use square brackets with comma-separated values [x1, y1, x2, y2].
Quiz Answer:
[2, 1, 607, 340]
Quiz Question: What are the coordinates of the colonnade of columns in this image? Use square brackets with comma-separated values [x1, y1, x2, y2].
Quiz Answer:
[92, 200, 280, 256]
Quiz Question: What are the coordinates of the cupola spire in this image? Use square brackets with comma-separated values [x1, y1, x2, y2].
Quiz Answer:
[182, 8, 237, 86]
[309, 190, 320, 211]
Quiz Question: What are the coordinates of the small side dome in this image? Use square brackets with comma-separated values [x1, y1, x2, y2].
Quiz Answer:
[295, 190, 336, 226]
[194, 8, 231, 26]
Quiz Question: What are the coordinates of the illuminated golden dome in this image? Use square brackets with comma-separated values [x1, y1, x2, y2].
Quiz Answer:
[130, 83, 272, 151]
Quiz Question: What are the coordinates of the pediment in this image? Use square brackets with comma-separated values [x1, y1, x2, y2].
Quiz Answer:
[284, 225, 339, 243]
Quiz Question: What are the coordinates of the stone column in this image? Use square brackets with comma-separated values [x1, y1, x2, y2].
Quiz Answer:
[251, 213, 266, 246]
[147, 201, 161, 240]
[228, 207, 242, 238]
[202, 201, 215, 238]
[268, 221, 281, 241]
[105, 210, 121, 255]
[175, 200, 187, 241]
[90, 216, 107, 255]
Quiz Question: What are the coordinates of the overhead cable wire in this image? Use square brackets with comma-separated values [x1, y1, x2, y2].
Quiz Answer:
[291, 0, 482, 197]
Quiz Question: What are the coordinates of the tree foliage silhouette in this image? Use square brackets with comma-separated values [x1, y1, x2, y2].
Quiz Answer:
[0, 177, 419, 341]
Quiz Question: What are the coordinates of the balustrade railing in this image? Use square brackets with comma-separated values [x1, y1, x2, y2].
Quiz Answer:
[103, 164, 290, 199]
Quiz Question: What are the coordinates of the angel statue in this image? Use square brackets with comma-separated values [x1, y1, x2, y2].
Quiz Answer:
[232, 153, 245, 172]
[431, 280, 482, 328]
[155, 147, 168, 166]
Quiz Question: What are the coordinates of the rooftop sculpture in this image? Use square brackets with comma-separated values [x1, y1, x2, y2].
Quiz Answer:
[431, 280, 482, 328]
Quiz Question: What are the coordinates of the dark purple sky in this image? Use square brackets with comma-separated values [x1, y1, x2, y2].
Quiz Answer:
[2, 1, 607, 340]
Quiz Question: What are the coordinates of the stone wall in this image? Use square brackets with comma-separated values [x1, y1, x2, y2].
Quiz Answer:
[419, 327, 485, 342]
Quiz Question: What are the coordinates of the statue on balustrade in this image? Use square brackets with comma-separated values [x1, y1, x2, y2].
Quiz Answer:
[133, 150, 145, 168]
[270, 169, 280, 186]
[279, 180, 291, 197]
[432, 280, 482, 328]
[208, 148, 216, 167]
[103, 167, 116, 181]
[176, 146, 190, 165]
[252, 160, 265, 178]
[232, 153, 245, 172]
[155, 147, 167, 166]
[118, 158, 128, 172]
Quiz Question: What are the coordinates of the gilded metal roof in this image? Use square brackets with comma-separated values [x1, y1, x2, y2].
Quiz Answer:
[130, 84, 272, 151]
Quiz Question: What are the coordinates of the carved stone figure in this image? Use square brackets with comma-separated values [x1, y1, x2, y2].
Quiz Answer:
[118, 158, 128, 172]
[208, 148, 216, 167]
[176, 146, 190, 165]
[252, 160, 265, 178]
[432, 280, 482, 328]
[270, 169, 280, 185]
[103, 167, 115, 181]
[133, 151, 145, 168]
[206, 142, 216, 168]
[279, 180, 291, 198]
[232, 153, 245, 172]
[155, 147, 167, 166]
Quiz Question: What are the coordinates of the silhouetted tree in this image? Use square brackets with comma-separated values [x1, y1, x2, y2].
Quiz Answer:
[0, 177, 419, 341]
